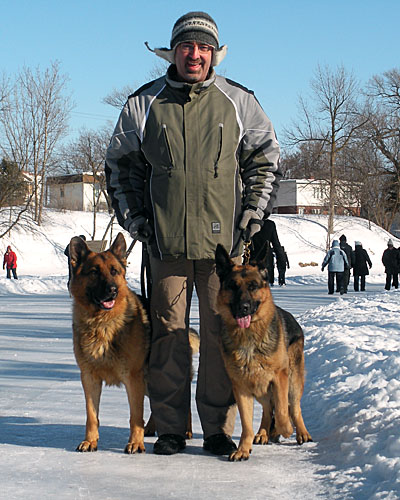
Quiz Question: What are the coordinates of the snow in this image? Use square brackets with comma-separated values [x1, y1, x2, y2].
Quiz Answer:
[1, 209, 400, 499]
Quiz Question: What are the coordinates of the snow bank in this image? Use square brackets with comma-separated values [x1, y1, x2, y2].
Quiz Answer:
[301, 291, 400, 499]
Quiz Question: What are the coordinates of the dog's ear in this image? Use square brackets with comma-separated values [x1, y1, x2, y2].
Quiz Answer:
[110, 232, 127, 266]
[256, 260, 269, 282]
[249, 241, 269, 282]
[69, 236, 90, 271]
[215, 244, 233, 281]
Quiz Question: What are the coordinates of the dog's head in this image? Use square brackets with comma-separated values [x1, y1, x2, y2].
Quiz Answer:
[215, 244, 271, 329]
[69, 232, 127, 311]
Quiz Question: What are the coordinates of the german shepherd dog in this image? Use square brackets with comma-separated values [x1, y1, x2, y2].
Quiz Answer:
[215, 244, 312, 461]
[69, 233, 150, 454]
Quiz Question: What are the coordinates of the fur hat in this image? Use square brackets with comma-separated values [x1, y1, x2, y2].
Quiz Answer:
[145, 11, 227, 67]
[388, 239, 394, 247]
[355, 241, 362, 246]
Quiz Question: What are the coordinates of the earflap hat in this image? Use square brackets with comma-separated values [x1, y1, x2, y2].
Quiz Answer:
[145, 11, 227, 67]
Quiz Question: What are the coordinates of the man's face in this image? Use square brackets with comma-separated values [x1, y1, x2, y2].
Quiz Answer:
[175, 42, 213, 83]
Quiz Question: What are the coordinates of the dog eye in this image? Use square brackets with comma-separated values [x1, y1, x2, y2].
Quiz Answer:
[110, 267, 118, 276]
[90, 268, 98, 276]
[248, 282, 259, 291]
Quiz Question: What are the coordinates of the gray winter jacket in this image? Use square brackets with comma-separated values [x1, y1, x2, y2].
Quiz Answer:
[322, 240, 349, 272]
[105, 66, 281, 260]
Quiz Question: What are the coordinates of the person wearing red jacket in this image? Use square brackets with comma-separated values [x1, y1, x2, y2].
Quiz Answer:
[3, 245, 18, 279]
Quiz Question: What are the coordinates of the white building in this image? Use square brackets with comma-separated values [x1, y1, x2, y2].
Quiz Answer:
[46, 173, 108, 212]
[274, 179, 360, 216]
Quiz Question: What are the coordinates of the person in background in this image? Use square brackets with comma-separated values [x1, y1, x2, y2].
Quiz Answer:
[3, 245, 18, 279]
[321, 240, 349, 295]
[382, 239, 400, 290]
[64, 235, 86, 291]
[251, 219, 286, 288]
[277, 245, 290, 286]
[353, 241, 372, 291]
[105, 11, 281, 456]
[339, 234, 354, 294]
[266, 242, 275, 286]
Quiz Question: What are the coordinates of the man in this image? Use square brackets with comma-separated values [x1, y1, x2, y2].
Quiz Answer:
[382, 239, 400, 290]
[3, 245, 18, 279]
[105, 11, 281, 456]
[339, 234, 354, 293]
[321, 240, 349, 295]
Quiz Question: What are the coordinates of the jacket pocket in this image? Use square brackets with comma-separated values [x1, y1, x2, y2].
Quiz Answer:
[213, 123, 224, 178]
[161, 124, 175, 177]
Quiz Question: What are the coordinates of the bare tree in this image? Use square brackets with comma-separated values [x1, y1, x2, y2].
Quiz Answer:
[361, 68, 400, 229]
[62, 127, 112, 239]
[284, 64, 368, 248]
[102, 61, 169, 110]
[102, 84, 137, 110]
[0, 61, 73, 225]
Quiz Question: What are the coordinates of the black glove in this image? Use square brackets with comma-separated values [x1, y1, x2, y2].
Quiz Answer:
[128, 216, 153, 244]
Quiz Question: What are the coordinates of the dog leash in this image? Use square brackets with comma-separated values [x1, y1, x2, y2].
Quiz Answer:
[242, 240, 251, 265]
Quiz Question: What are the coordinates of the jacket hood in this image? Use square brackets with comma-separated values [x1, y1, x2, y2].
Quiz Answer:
[332, 240, 339, 248]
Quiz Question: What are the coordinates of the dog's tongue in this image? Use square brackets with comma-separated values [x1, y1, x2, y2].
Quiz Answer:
[236, 315, 251, 329]
[101, 300, 115, 310]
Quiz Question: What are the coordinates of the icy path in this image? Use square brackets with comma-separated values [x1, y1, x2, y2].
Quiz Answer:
[0, 282, 387, 499]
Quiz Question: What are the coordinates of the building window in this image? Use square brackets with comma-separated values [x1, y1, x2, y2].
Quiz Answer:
[313, 186, 324, 199]
[60, 187, 64, 198]
[298, 207, 304, 215]
[311, 208, 321, 214]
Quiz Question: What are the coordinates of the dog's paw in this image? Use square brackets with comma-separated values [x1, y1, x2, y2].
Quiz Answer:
[253, 430, 269, 445]
[296, 431, 313, 445]
[124, 441, 146, 454]
[76, 440, 97, 452]
[268, 429, 281, 443]
[275, 421, 293, 439]
[228, 447, 252, 461]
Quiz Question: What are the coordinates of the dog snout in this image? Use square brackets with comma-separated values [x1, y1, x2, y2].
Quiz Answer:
[239, 301, 251, 316]
[107, 284, 118, 298]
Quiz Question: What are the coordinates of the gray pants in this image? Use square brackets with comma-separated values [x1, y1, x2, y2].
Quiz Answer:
[147, 256, 237, 439]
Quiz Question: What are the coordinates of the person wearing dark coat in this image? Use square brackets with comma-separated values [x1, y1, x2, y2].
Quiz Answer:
[339, 234, 354, 293]
[251, 219, 286, 287]
[382, 239, 400, 290]
[277, 246, 290, 286]
[353, 241, 372, 291]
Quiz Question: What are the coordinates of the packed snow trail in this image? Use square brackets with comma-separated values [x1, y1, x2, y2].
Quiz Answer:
[0, 290, 338, 500]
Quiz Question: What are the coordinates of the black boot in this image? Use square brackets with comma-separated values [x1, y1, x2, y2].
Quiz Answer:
[203, 433, 237, 455]
[153, 434, 186, 455]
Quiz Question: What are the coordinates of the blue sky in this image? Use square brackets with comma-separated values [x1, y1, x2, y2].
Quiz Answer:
[2, 0, 399, 143]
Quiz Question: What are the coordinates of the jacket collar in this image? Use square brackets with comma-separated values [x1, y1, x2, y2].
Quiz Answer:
[165, 65, 216, 93]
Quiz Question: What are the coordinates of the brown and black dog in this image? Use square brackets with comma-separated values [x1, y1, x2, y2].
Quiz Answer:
[69, 232, 150, 454]
[215, 244, 312, 461]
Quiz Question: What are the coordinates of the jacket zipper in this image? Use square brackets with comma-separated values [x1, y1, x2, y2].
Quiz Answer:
[162, 124, 174, 177]
[214, 123, 223, 178]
